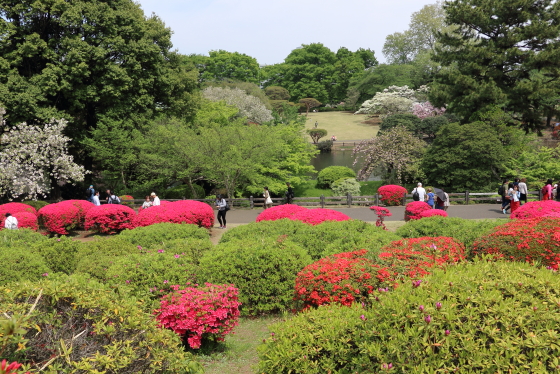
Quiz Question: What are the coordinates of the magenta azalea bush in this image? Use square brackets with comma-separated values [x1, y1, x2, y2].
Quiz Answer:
[370, 206, 392, 229]
[510, 200, 560, 219]
[85, 205, 136, 234]
[0, 211, 38, 231]
[404, 201, 432, 221]
[138, 200, 171, 213]
[288, 208, 351, 226]
[256, 204, 306, 222]
[135, 200, 214, 228]
[419, 209, 448, 218]
[38, 200, 95, 234]
[0, 202, 38, 216]
[377, 185, 407, 206]
[155, 283, 241, 349]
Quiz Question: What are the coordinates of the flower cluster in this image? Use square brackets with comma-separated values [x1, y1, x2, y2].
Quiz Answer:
[472, 218, 560, 269]
[419, 209, 448, 218]
[0, 202, 38, 216]
[0, 360, 29, 374]
[155, 283, 241, 349]
[137, 200, 170, 213]
[294, 250, 389, 310]
[84, 204, 136, 234]
[135, 200, 214, 228]
[510, 200, 560, 219]
[378, 237, 466, 279]
[405, 201, 432, 221]
[412, 101, 446, 119]
[256, 204, 306, 222]
[288, 208, 350, 226]
[38, 200, 94, 234]
[0, 211, 38, 231]
[377, 185, 407, 206]
[370, 206, 392, 229]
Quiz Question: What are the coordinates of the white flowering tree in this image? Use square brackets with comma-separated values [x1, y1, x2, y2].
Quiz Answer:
[0, 117, 87, 199]
[355, 85, 430, 117]
[202, 87, 273, 124]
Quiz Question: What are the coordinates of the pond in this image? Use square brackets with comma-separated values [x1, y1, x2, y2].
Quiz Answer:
[310, 149, 381, 181]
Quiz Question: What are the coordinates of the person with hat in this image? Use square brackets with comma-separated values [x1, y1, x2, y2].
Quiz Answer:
[151, 192, 161, 206]
[86, 185, 95, 202]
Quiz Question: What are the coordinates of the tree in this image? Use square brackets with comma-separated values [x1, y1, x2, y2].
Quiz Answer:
[265, 86, 291, 100]
[422, 122, 506, 191]
[430, 0, 560, 132]
[299, 98, 322, 116]
[356, 85, 429, 117]
[206, 80, 272, 109]
[202, 87, 273, 124]
[379, 114, 422, 136]
[352, 126, 426, 183]
[0, 116, 87, 200]
[200, 50, 260, 83]
[306, 129, 328, 144]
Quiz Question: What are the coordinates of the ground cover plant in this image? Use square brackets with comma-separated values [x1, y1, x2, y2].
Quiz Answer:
[119, 222, 210, 248]
[304, 112, 379, 141]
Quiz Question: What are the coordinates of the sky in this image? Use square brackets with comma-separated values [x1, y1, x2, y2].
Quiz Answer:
[134, 0, 437, 65]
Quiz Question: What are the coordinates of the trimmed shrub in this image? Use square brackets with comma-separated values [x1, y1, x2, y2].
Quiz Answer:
[0, 248, 50, 286]
[294, 250, 388, 310]
[219, 219, 308, 244]
[84, 204, 136, 234]
[0, 228, 47, 248]
[377, 184, 407, 206]
[29, 236, 83, 274]
[21, 200, 49, 211]
[404, 201, 431, 221]
[331, 177, 360, 196]
[0, 275, 203, 373]
[134, 200, 214, 228]
[316, 166, 356, 188]
[198, 237, 312, 316]
[0, 211, 38, 231]
[155, 283, 241, 349]
[288, 208, 351, 226]
[510, 200, 560, 219]
[255, 204, 306, 222]
[472, 217, 560, 269]
[419, 209, 448, 218]
[119, 222, 210, 249]
[149, 238, 213, 265]
[0, 202, 38, 216]
[258, 261, 560, 373]
[38, 200, 95, 235]
[119, 194, 135, 206]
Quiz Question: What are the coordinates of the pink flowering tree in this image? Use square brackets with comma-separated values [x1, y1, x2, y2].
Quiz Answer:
[412, 101, 446, 119]
[370, 206, 392, 229]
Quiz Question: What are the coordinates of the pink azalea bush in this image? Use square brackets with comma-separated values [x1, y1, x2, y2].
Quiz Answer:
[0, 202, 38, 216]
[0, 211, 38, 231]
[370, 206, 392, 229]
[510, 200, 560, 220]
[419, 209, 448, 218]
[377, 185, 407, 206]
[137, 200, 171, 213]
[135, 200, 214, 228]
[288, 208, 351, 226]
[84, 204, 136, 234]
[38, 200, 95, 235]
[404, 201, 432, 221]
[256, 204, 306, 222]
[155, 283, 241, 349]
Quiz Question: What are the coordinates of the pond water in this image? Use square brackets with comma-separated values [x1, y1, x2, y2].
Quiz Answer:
[310, 150, 381, 181]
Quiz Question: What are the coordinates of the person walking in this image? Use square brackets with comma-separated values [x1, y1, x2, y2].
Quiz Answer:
[509, 185, 521, 213]
[518, 178, 528, 205]
[106, 190, 120, 204]
[142, 196, 152, 209]
[4, 213, 18, 230]
[92, 191, 101, 206]
[443, 189, 450, 211]
[151, 192, 161, 206]
[285, 183, 294, 204]
[426, 188, 435, 208]
[499, 179, 509, 213]
[263, 186, 272, 209]
[86, 185, 95, 202]
[216, 194, 228, 229]
[542, 179, 553, 201]
[411, 183, 426, 202]
[503, 182, 514, 214]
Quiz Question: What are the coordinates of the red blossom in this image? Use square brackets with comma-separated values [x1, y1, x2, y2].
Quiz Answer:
[419, 209, 448, 218]
[377, 185, 407, 206]
[134, 200, 214, 228]
[405, 201, 432, 221]
[256, 204, 307, 222]
[84, 205, 136, 234]
[0, 211, 38, 231]
[0, 202, 38, 216]
[510, 200, 560, 220]
[38, 200, 95, 235]
[288, 208, 351, 225]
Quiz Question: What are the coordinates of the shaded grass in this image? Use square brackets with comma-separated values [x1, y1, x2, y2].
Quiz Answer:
[305, 112, 379, 141]
[293, 180, 333, 197]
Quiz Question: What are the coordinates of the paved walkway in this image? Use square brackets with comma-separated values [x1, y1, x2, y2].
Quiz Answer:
[222, 204, 510, 224]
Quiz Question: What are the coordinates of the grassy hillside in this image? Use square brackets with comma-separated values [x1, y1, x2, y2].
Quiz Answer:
[304, 111, 380, 141]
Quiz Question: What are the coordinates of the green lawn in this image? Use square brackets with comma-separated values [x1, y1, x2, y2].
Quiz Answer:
[304, 111, 380, 141]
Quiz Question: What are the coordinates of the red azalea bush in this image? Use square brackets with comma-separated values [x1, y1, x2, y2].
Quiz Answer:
[294, 250, 390, 310]
[404, 201, 432, 221]
[370, 206, 392, 229]
[0, 360, 29, 374]
[84, 204, 136, 234]
[38, 200, 95, 235]
[377, 236, 466, 279]
[510, 200, 560, 219]
[155, 283, 241, 349]
[0, 202, 38, 216]
[288, 208, 350, 226]
[472, 217, 560, 269]
[255, 204, 306, 222]
[0, 211, 38, 231]
[135, 200, 214, 228]
[377, 185, 407, 206]
[419, 209, 448, 218]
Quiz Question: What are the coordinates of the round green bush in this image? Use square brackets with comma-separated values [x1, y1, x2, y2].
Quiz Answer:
[316, 166, 356, 188]
[258, 261, 560, 373]
[0, 248, 50, 286]
[198, 237, 312, 316]
[149, 238, 213, 265]
[21, 200, 50, 211]
[331, 177, 360, 196]
[396, 216, 502, 257]
[0, 274, 203, 373]
[219, 219, 308, 244]
[118, 222, 209, 248]
[29, 236, 83, 274]
[0, 228, 48, 248]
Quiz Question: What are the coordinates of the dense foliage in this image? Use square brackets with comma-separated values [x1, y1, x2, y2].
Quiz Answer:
[84, 205, 136, 234]
[510, 200, 560, 219]
[377, 184, 407, 206]
[38, 200, 94, 235]
[316, 166, 356, 188]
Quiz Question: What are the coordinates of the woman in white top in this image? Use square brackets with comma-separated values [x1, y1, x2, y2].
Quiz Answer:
[517, 178, 528, 205]
[92, 191, 101, 206]
[263, 186, 272, 209]
[4, 213, 18, 230]
[509, 185, 521, 213]
[142, 195, 152, 209]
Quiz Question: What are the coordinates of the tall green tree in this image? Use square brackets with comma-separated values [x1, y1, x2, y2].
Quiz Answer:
[200, 50, 260, 83]
[430, 0, 560, 132]
[347, 64, 417, 105]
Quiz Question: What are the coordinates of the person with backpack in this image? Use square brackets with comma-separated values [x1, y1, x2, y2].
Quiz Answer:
[285, 183, 294, 204]
[542, 179, 553, 201]
[4, 213, 18, 230]
[411, 183, 426, 202]
[86, 185, 95, 202]
[106, 189, 121, 204]
[215, 194, 228, 229]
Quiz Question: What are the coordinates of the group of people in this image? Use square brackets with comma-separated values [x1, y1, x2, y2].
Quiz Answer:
[411, 183, 450, 210]
[499, 178, 528, 214]
[141, 193, 161, 209]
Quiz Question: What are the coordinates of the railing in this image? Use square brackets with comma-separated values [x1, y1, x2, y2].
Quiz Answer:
[120, 190, 542, 209]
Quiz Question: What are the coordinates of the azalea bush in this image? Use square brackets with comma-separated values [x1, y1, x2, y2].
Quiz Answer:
[419, 209, 448, 218]
[472, 217, 560, 269]
[134, 201, 214, 228]
[294, 250, 389, 310]
[377, 185, 407, 206]
[137, 199, 170, 213]
[155, 283, 241, 349]
[255, 204, 306, 222]
[510, 200, 560, 219]
[404, 201, 431, 221]
[38, 200, 94, 235]
[288, 208, 351, 226]
[0, 212, 38, 231]
[84, 204, 136, 234]
[0, 202, 38, 216]
[119, 194, 135, 206]
[370, 206, 392, 229]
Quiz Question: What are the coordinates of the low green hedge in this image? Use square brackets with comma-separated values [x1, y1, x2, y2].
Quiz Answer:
[316, 166, 356, 189]
[29, 236, 83, 274]
[0, 228, 48, 248]
[258, 260, 560, 373]
[118, 222, 209, 248]
[0, 248, 50, 286]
